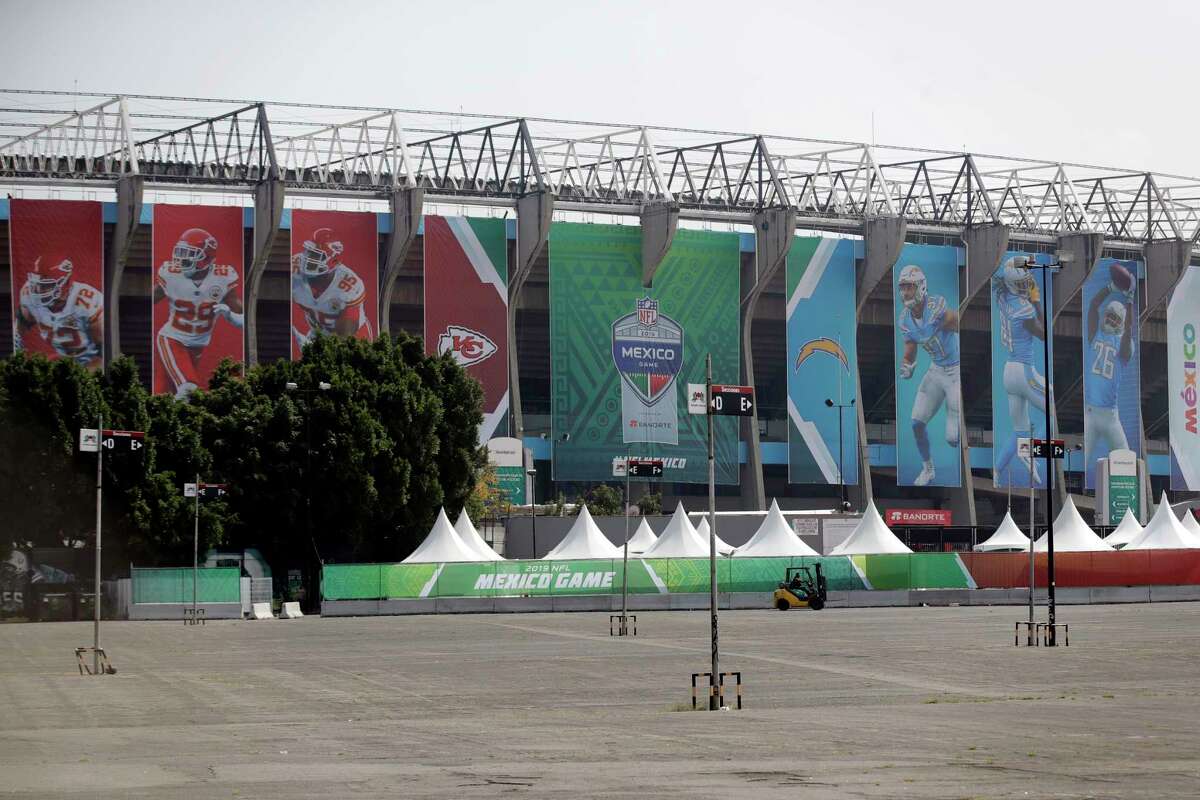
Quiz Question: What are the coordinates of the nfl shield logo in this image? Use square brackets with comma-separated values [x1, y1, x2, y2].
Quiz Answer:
[637, 297, 658, 327]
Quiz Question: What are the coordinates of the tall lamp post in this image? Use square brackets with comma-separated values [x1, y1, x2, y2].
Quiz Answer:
[825, 397, 855, 511]
[527, 466, 538, 558]
[286, 380, 331, 607]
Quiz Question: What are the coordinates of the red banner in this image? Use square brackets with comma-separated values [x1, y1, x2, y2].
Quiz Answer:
[9, 200, 104, 368]
[423, 216, 509, 442]
[290, 210, 378, 360]
[885, 508, 953, 527]
[151, 205, 245, 398]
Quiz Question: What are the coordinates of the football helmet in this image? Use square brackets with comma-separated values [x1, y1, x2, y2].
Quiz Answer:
[299, 228, 343, 278]
[26, 252, 74, 307]
[897, 264, 927, 310]
[1001, 256, 1034, 298]
[1102, 300, 1126, 335]
[172, 228, 218, 278]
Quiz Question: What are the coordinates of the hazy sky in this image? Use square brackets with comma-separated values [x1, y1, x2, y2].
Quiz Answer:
[2, 0, 1196, 175]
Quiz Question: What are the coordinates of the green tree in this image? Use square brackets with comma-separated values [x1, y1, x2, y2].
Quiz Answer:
[636, 491, 662, 516]
[581, 483, 624, 516]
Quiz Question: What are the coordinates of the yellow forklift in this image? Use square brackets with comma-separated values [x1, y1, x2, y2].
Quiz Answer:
[773, 563, 827, 610]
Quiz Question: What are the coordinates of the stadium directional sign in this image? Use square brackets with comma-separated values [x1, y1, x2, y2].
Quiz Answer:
[627, 458, 665, 478]
[710, 384, 755, 417]
[80, 428, 145, 453]
[184, 483, 229, 499]
[1031, 438, 1066, 459]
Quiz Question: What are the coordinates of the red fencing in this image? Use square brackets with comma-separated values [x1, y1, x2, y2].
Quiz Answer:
[962, 550, 1200, 589]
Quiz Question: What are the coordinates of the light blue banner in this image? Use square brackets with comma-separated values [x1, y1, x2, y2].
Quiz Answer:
[893, 244, 962, 487]
[787, 238, 858, 485]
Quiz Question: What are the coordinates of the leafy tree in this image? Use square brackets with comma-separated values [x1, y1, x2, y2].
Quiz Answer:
[581, 483, 623, 516]
[465, 463, 507, 525]
[636, 491, 662, 516]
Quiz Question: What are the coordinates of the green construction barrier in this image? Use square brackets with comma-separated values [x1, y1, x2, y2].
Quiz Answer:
[131, 567, 240, 604]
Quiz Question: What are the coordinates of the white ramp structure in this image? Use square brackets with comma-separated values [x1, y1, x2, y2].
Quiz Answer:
[544, 505, 622, 560]
[1103, 508, 1144, 549]
[974, 510, 1031, 552]
[625, 518, 658, 554]
[830, 500, 912, 555]
[694, 518, 735, 555]
[641, 503, 711, 558]
[280, 601, 304, 619]
[250, 602, 274, 620]
[1124, 494, 1200, 550]
[454, 510, 505, 561]
[402, 508, 481, 563]
[734, 499, 818, 557]
[1034, 497, 1112, 552]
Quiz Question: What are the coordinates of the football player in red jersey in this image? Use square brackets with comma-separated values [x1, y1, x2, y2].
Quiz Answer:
[15, 252, 103, 368]
[291, 227, 369, 353]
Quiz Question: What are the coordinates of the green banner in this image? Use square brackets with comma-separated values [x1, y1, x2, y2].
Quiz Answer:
[1107, 474, 1139, 523]
[322, 554, 974, 600]
[549, 223, 740, 484]
[131, 567, 241, 604]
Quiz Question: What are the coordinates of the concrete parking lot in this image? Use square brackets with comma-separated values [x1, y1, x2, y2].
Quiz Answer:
[1, 602, 1198, 799]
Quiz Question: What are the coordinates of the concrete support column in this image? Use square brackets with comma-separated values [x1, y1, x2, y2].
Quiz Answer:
[640, 201, 679, 287]
[246, 177, 284, 366]
[856, 216, 907, 502]
[957, 223, 1011, 525]
[508, 190, 554, 440]
[1141, 238, 1191, 321]
[740, 206, 796, 510]
[378, 187, 424, 336]
[104, 174, 143, 365]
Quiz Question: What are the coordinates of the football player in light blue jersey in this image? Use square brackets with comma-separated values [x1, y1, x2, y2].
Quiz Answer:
[897, 264, 961, 486]
[992, 256, 1049, 486]
[1083, 264, 1135, 469]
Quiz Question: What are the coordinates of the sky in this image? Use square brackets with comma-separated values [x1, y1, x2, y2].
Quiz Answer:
[1, 0, 1196, 176]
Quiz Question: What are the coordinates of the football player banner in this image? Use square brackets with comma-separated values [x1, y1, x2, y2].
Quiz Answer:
[423, 216, 509, 443]
[151, 205, 245, 398]
[549, 223, 740, 484]
[9, 199, 104, 368]
[1081, 258, 1141, 490]
[990, 252, 1055, 489]
[786, 237, 859, 485]
[893, 244, 962, 488]
[1169, 264, 1200, 490]
[290, 209, 378, 359]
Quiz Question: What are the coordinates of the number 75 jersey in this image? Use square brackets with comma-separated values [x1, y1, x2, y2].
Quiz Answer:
[156, 261, 239, 347]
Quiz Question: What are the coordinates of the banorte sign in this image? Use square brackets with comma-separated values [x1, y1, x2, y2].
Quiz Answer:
[885, 508, 953, 527]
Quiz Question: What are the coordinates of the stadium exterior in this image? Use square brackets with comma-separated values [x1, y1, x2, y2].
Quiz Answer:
[1, 90, 1197, 529]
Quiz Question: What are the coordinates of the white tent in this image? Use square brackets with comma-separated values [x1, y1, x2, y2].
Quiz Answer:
[1033, 497, 1112, 552]
[544, 504, 622, 560]
[695, 518, 735, 555]
[625, 518, 658, 554]
[641, 503, 712, 558]
[829, 500, 912, 555]
[402, 507, 481, 563]
[1179, 507, 1200, 540]
[734, 499, 818, 557]
[1124, 494, 1200, 550]
[974, 510, 1030, 552]
[454, 510, 505, 561]
[1103, 507, 1143, 549]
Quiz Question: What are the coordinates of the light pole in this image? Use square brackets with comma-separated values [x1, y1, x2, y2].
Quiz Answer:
[1027, 257, 1061, 645]
[527, 466, 538, 558]
[825, 397, 855, 511]
[286, 380, 331, 607]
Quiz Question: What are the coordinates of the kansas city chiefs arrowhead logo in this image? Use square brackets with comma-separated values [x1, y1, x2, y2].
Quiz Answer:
[438, 325, 498, 367]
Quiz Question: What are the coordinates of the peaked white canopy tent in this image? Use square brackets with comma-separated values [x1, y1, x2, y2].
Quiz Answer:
[734, 499, 818, 557]
[695, 518, 735, 555]
[1124, 494, 1200, 550]
[1179, 507, 1200, 540]
[1103, 508, 1144, 549]
[641, 503, 712, 558]
[454, 510, 505, 561]
[544, 505, 622, 560]
[1033, 497, 1112, 552]
[829, 501, 912, 555]
[625, 518, 658, 554]
[973, 511, 1030, 552]
[402, 508, 481, 563]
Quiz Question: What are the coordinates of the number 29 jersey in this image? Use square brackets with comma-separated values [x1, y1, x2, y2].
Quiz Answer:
[156, 261, 239, 347]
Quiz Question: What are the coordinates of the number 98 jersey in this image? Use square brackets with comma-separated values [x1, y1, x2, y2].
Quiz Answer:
[156, 260, 239, 347]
